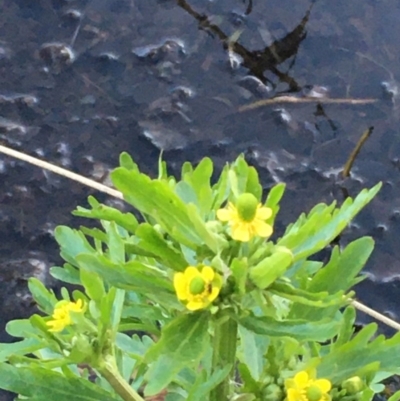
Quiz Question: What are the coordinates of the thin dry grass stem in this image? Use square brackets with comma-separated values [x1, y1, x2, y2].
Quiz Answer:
[351, 300, 400, 331]
[0, 144, 397, 330]
[0, 145, 123, 199]
[238, 96, 378, 112]
[342, 127, 374, 178]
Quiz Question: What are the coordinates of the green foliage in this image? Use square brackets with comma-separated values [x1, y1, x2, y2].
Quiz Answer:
[0, 364, 120, 400]
[0, 153, 391, 401]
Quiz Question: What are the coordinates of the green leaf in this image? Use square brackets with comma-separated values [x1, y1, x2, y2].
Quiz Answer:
[0, 364, 120, 400]
[309, 237, 374, 293]
[80, 269, 105, 302]
[80, 227, 108, 243]
[211, 164, 230, 210]
[54, 226, 95, 266]
[144, 313, 210, 395]
[265, 183, 285, 225]
[245, 166, 262, 201]
[186, 364, 232, 401]
[110, 289, 125, 333]
[50, 264, 81, 285]
[232, 155, 262, 200]
[73, 196, 138, 234]
[76, 254, 177, 306]
[116, 333, 154, 359]
[270, 282, 345, 309]
[144, 355, 182, 396]
[111, 167, 206, 249]
[317, 324, 400, 383]
[106, 222, 125, 264]
[135, 223, 188, 271]
[190, 157, 214, 215]
[278, 184, 381, 261]
[145, 313, 209, 362]
[237, 313, 341, 342]
[0, 339, 44, 362]
[238, 326, 268, 381]
[175, 181, 198, 206]
[231, 258, 248, 295]
[331, 306, 356, 351]
[186, 203, 227, 253]
[119, 152, 139, 172]
[289, 238, 374, 321]
[6, 319, 37, 338]
[237, 363, 259, 394]
[28, 278, 58, 314]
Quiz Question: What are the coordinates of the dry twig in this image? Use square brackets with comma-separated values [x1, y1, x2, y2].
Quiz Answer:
[342, 126, 374, 178]
[238, 96, 378, 112]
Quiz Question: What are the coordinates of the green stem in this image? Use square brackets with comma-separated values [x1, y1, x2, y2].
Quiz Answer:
[97, 355, 145, 401]
[210, 315, 238, 401]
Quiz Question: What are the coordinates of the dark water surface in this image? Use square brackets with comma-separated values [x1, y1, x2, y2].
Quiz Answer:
[1, 0, 400, 391]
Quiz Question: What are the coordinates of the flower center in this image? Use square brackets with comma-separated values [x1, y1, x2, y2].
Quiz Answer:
[236, 193, 259, 222]
[306, 385, 323, 401]
[189, 276, 206, 295]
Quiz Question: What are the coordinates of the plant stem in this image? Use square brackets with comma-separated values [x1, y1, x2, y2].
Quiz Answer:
[97, 355, 145, 401]
[210, 315, 238, 401]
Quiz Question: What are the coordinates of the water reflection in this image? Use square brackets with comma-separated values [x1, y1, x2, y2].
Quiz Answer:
[176, 0, 314, 90]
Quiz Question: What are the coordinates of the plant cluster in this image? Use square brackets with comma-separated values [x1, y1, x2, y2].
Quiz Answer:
[0, 154, 399, 401]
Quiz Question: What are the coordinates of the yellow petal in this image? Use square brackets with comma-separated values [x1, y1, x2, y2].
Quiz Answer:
[216, 208, 232, 222]
[185, 266, 200, 281]
[208, 286, 220, 302]
[232, 223, 251, 242]
[174, 272, 188, 300]
[201, 266, 215, 281]
[314, 379, 331, 393]
[186, 300, 207, 311]
[287, 388, 300, 401]
[294, 371, 309, 388]
[46, 319, 65, 333]
[253, 220, 273, 238]
[69, 299, 84, 312]
[256, 206, 273, 220]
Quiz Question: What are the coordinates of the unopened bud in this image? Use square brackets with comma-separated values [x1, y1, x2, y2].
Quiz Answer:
[263, 383, 283, 401]
[236, 193, 259, 222]
[341, 377, 364, 394]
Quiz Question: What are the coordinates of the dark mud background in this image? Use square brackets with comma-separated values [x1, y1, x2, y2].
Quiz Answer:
[1, 0, 400, 396]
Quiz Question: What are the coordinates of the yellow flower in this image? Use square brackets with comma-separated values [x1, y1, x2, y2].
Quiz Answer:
[285, 371, 331, 401]
[217, 193, 273, 242]
[174, 266, 222, 311]
[46, 299, 85, 333]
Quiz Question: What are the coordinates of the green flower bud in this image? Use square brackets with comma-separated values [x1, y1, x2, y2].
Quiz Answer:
[262, 374, 274, 386]
[307, 385, 323, 401]
[69, 334, 93, 364]
[263, 383, 283, 401]
[236, 193, 259, 222]
[341, 377, 365, 395]
[189, 276, 206, 295]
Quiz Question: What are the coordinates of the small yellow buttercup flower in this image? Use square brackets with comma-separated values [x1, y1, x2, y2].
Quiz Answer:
[217, 193, 273, 242]
[174, 266, 222, 311]
[46, 299, 85, 333]
[285, 371, 331, 401]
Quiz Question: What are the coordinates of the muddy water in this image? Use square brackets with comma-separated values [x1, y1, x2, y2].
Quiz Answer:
[1, 0, 400, 390]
